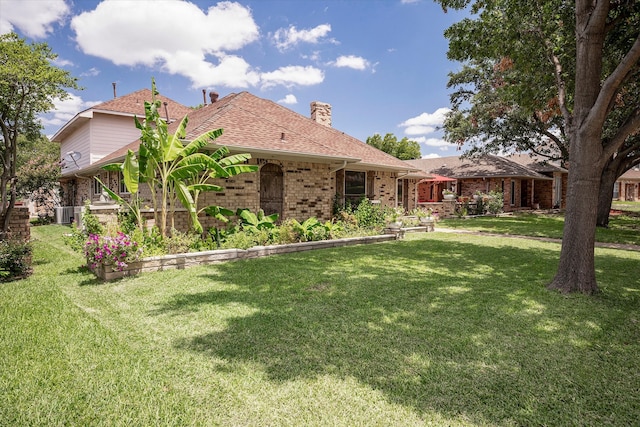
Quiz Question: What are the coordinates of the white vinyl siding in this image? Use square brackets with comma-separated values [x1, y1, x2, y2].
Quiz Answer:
[89, 113, 141, 164]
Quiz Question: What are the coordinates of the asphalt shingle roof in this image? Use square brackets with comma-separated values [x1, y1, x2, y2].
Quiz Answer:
[97, 91, 418, 172]
[407, 155, 552, 180]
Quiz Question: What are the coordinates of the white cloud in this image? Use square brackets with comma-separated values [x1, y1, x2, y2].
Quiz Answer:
[80, 67, 100, 77]
[273, 24, 334, 51]
[301, 51, 322, 62]
[278, 94, 298, 105]
[404, 125, 435, 136]
[261, 66, 324, 89]
[333, 55, 370, 70]
[399, 107, 451, 128]
[422, 153, 441, 159]
[401, 0, 420, 4]
[71, 0, 260, 88]
[411, 136, 456, 151]
[40, 93, 102, 127]
[52, 57, 74, 67]
[0, 0, 69, 38]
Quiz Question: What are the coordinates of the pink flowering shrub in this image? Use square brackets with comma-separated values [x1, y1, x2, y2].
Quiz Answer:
[84, 232, 142, 271]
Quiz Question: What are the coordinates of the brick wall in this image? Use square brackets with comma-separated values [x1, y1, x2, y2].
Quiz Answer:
[534, 179, 553, 209]
[72, 157, 416, 232]
[6, 206, 30, 241]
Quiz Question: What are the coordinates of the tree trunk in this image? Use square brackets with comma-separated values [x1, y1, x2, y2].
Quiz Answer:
[547, 0, 610, 295]
[596, 164, 618, 227]
[547, 143, 601, 294]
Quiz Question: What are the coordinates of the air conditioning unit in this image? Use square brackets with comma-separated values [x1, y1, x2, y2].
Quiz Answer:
[55, 206, 74, 224]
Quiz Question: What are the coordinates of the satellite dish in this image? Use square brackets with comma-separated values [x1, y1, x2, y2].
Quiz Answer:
[64, 151, 81, 162]
[63, 151, 82, 168]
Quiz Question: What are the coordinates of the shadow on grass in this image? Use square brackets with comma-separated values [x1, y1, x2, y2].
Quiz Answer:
[155, 236, 640, 425]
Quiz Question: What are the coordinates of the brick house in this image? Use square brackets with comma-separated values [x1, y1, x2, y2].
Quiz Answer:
[408, 154, 568, 212]
[53, 89, 422, 228]
[614, 167, 640, 201]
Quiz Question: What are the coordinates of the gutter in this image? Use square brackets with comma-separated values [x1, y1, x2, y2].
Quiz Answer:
[330, 161, 347, 173]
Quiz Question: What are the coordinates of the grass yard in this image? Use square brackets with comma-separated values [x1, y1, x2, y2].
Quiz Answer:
[439, 210, 640, 246]
[1, 225, 639, 426]
[612, 200, 640, 213]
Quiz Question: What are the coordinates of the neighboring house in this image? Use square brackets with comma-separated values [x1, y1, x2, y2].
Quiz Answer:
[614, 167, 640, 201]
[408, 154, 568, 211]
[53, 89, 421, 228]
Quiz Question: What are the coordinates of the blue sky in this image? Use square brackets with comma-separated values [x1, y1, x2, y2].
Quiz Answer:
[1, 0, 468, 158]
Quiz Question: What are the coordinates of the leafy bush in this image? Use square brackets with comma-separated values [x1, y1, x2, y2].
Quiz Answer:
[336, 199, 386, 230]
[218, 230, 261, 250]
[0, 239, 32, 282]
[64, 202, 104, 253]
[485, 191, 504, 214]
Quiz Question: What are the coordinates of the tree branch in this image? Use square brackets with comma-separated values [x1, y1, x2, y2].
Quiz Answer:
[602, 107, 640, 160]
[591, 34, 640, 135]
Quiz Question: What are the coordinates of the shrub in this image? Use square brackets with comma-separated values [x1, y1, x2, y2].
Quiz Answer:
[337, 199, 386, 230]
[162, 229, 201, 255]
[485, 191, 504, 214]
[64, 201, 105, 253]
[0, 239, 32, 282]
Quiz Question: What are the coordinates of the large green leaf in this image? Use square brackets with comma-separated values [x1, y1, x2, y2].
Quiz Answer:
[122, 150, 139, 194]
[163, 116, 189, 162]
[175, 180, 202, 234]
[101, 163, 122, 172]
[209, 146, 230, 161]
[203, 205, 233, 222]
[219, 153, 252, 167]
[188, 183, 224, 192]
[222, 165, 259, 176]
[179, 128, 223, 157]
[168, 164, 204, 181]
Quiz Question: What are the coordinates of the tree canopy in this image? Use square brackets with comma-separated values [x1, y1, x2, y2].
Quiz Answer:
[365, 133, 421, 160]
[437, 0, 640, 294]
[16, 134, 60, 198]
[441, 0, 640, 227]
[0, 32, 78, 237]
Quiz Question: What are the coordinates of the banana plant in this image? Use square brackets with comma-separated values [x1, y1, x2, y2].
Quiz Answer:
[101, 78, 258, 237]
[289, 217, 324, 242]
[236, 208, 279, 233]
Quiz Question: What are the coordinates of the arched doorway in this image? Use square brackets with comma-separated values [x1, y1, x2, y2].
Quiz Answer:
[260, 163, 284, 218]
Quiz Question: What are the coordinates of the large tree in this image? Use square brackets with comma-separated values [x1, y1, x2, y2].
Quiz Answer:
[0, 32, 78, 238]
[366, 133, 422, 160]
[438, 0, 640, 294]
[442, 1, 640, 228]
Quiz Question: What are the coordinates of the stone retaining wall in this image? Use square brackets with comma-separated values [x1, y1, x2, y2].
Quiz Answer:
[93, 234, 398, 280]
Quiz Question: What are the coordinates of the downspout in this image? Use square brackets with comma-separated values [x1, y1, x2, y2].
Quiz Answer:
[330, 161, 347, 173]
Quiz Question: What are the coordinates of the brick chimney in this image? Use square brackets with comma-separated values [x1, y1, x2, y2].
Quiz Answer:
[310, 101, 332, 127]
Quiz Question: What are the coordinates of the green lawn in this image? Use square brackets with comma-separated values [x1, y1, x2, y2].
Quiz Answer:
[439, 210, 640, 246]
[613, 200, 640, 213]
[1, 225, 639, 426]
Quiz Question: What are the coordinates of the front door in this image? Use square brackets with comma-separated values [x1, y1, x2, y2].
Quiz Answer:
[260, 163, 283, 218]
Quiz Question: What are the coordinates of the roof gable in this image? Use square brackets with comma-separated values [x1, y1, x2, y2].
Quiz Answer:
[52, 88, 192, 143]
[89, 88, 192, 119]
